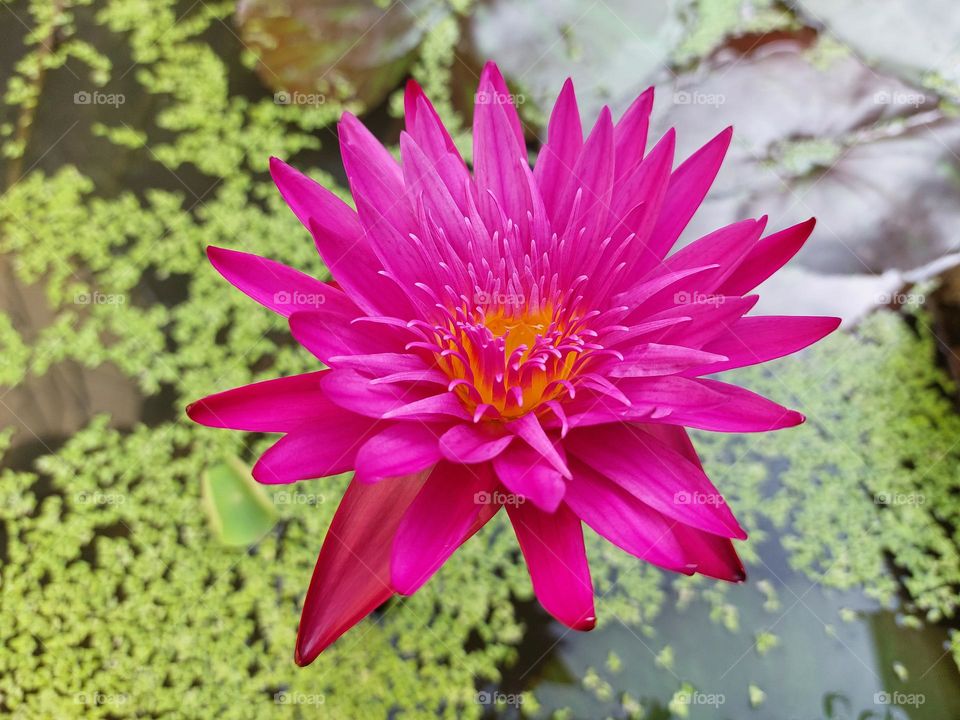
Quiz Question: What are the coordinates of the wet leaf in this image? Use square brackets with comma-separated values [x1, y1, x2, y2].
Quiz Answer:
[651, 38, 960, 320]
[792, 0, 960, 86]
[470, 0, 693, 118]
[236, 0, 446, 108]
[202, 458, 278, 547]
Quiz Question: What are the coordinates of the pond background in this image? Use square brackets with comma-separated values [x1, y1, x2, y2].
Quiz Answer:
[2, 0, 960, 718]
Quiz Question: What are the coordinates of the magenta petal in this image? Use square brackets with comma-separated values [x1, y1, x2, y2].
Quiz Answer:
[252, 415, 378, 484]
[187, 371, 329, 432]
[657, 378, 805, 432]
[720, 218, 815, 296]
[608, 343, 728, 378]
[672, 524, 746, 582]
[295, 472, 428, 665]
[507, 412, 571, 479]
[506, 501, 595, 630]
[354, 423, 444, 483]
[613, 86, 653, 180]
[390, 462, 498, 595]
[206, 246, 355, 319]
[534, 78, 583, 222]
[289, 310, 401, 364]
[566, 424, 746, 540]
[565, 460, 693, 573]
[269, 158, 407, 316]
[644, 126, 733, 266]
[690, 315, 841, 374]
[439, 424, 514, 464]
[492, 440, 566, 513]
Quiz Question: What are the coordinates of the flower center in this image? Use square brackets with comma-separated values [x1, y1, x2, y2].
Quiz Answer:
[433, 302, 591, 421]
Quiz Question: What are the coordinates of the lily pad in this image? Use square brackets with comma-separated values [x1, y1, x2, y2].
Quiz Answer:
[236, 0, 446, 108]
[651, 37, 960, 319]
[470, 0, 693, 118]
[201, 457, 278, 546]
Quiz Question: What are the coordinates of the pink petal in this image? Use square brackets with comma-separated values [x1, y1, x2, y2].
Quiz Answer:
[534, 78, 583, 221]
[507, 412, 571, 479]
[492, 440, 566, 512]
[288, 310, 402, 364]
[187, 371, 330, 432]
[354, 423, 444, 483]
[719, 218, 815, 296]
[565, 424, 746, 539]
[269, 157, 408, 316]
[690, 315, 841, 374]
[439, 424, 514, 464]
[390, 462, 498, 594]
[206, 246, 355, 318]
[295, 472, 428, 665]
[554, 106, 614, 246]
[613, 86, 654, 180]
[565, 460, 693, 573]
[608, 343, 728, 378]
[649, 378, 805, 432]
[644, 126, 733, 265]
[252, 415, 378, 484]
[507, 501, 595, 630]
[672, 524, 746, 582]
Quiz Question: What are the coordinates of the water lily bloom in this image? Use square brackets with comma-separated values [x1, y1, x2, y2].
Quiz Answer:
[187, 62, 839, 665]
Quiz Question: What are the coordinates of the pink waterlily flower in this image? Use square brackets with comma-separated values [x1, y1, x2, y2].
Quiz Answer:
[188, 62, 839, 665]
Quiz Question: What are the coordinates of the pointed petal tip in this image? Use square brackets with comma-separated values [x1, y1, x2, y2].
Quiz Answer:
[571, 614, 597, 631]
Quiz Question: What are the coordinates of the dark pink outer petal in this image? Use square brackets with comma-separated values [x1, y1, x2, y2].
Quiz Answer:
[187, 371, 329, 433]
[252, 414, 378, 485]
[206, 246, 357, 319]
[690, 315, 841, 375]
[718, 218, 815, 296]
[643, 126, 733, 268]
[564, 460, 693, 573]
[295, 472, 428, 665]
[507, 500, 595, 630]
[269, 157, 410, 316]
[390, 461, 499, 595]
[288, 310, 402, 365]
[565, 424, 746, 540]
